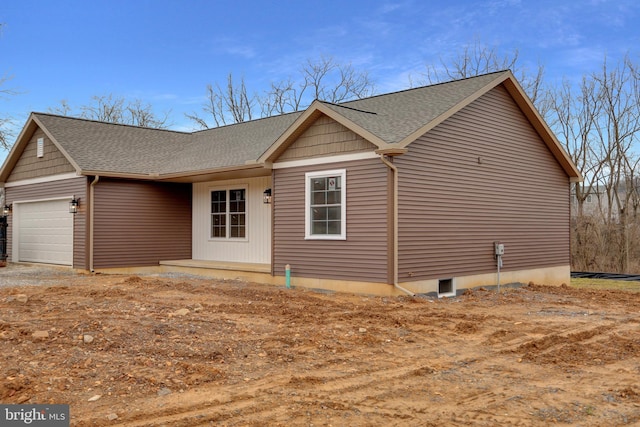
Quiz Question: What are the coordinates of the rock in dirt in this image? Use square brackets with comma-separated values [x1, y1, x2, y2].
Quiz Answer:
[87, 394, 102, 402]
[83, 335, 94, 344]
[157, 387, 172, 396]
[171, 308, 190, 317]
[32, 331, 49, 339]
[106, 413, 118, 421]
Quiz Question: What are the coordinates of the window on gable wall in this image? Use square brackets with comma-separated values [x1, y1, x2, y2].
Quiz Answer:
[305, 169, 346, 240]
[211, 188, 246, 239]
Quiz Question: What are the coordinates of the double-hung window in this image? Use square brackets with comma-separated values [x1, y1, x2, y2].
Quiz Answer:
[211, 188, 246, 239]
[305, 169, 346, 240]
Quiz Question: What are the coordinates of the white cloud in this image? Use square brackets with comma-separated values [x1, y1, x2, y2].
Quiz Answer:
[211, 37, 257, 59]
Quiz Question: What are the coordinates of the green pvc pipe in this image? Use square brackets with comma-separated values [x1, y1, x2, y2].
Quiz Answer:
[285, 264, 291, 289]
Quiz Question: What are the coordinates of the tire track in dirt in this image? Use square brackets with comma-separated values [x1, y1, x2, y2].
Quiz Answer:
[83, 362, 443, 426]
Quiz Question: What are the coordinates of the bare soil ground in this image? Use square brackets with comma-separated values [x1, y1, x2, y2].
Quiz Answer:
[1, 268, 640, 426]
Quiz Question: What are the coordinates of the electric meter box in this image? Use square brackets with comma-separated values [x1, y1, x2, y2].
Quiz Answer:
[494, 242, 505, 256]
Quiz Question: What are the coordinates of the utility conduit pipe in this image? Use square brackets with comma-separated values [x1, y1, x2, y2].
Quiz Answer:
[285, 264, 291, 289]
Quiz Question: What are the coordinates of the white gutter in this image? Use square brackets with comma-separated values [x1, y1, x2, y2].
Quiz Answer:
[89, 175, 100, 272]
[378, 154, 415, 297]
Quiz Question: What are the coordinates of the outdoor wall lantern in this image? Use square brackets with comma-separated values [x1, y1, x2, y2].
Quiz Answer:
[3, 204, 11, 216]
[69, 197, 79, 214]
[263, 188, 272, 204]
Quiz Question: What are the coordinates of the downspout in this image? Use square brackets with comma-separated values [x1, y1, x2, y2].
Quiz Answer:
[89, 175, 100, 272]
[378, 154, 415, 297]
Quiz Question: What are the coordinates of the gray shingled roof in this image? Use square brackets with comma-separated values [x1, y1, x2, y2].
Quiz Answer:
[163, 112, 302, 174]
[323, 71, 506, 144]
[34, 114, 191, 175]
[32, 71, 509, 176]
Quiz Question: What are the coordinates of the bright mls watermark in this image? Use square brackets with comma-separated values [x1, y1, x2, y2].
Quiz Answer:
[0, 405, 69, 426]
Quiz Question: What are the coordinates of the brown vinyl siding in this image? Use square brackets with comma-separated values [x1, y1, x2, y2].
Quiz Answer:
[92, 179, 191, 268]
[273, 158, 390, 282]
[396, 84, 570, 281]
[4, 177, 88, 269]
[276, 114, 376, 162]
[7, 128, 75, 182]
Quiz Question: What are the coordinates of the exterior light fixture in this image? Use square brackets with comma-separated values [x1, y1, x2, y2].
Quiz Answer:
[263, 188, 272, 204]
[69, 197, 79, 214]
[3, 204, 11, 216]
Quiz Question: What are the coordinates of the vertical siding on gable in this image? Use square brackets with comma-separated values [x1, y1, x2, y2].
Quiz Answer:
[276, 115, 376, 162]
[7, 128, 76, 182]
[4, 177, 88, 269]
[92, 179, 191, 268]
[273, 158, 390, 282]
[396, 84, 570, 281]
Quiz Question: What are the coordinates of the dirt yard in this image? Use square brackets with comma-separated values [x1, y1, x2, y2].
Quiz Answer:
[1, 267, 640, 426]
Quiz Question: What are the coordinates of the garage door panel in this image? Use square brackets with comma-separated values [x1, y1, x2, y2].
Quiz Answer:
[18, 199, 73, 266]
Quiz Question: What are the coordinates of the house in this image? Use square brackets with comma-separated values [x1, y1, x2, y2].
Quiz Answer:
[0, 71, 581, 296]
[571, 182, 640, 220]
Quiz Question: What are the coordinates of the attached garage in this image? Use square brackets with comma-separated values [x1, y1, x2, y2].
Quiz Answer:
[14, 199, 73, 265]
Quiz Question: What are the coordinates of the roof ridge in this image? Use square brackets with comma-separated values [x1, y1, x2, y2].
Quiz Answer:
[341, 69, 511, 105]
[32, 112, 192, 135]
[192, 109, 303, 134]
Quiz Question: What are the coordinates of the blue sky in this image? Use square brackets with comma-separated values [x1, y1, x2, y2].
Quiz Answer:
[1, 0, 639, 162]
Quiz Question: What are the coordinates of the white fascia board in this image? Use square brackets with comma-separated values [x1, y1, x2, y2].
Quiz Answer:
[272, 152, 379, 169]
[4, 173, 81, 187]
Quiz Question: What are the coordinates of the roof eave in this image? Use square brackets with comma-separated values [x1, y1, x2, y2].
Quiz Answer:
[392, 71, 582, 182]
[500, 75, 582, 181]
[1, 113, 84, 183]
[0, 114, 42, 182]
[79, 163, 270, 183]
[375, 147, 409, 156]
[156, 163, 268, 180]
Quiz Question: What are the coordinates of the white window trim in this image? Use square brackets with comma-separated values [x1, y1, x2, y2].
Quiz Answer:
[437, 278, 456, 298]
[305, 169, 346, 240]
[209, 186, 248, 241]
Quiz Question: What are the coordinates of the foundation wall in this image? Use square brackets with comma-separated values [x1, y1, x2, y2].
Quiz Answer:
[92, 264, 571, 298]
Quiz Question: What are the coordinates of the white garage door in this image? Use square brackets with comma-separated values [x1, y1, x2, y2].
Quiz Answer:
[17, 199, 73, 266]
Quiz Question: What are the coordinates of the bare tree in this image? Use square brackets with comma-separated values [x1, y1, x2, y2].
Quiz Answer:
[549, 54, 640, 273]
[298, 56, 375, 105]
[547, 75, 605, 271]
[186, 75, 255, 128]
[50, 94, 171, 129]
[0, 72, 17, 150]
[547, 76, 603, 217]
[591, 55, 640, 271]
[0, 23, 19, 150]
[261, 56, 374, 117]
[423, 41, 518, 83]
[420, 40, 548, 114]
[188, 56, 375, 129]
[261, 78, 297, 116]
